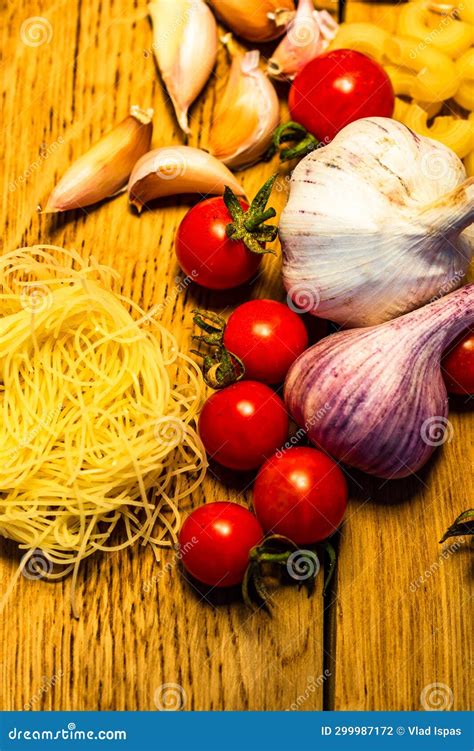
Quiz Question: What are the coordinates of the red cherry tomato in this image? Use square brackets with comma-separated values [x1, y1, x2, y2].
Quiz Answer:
[289, 49, 395, 143]
[223, 300, 309, 384]
[442, 328, 474, 395]
[179, 502, 264, 587]
[175, 197, 261, 290]
[199, 381, 289, 470]
[253, 447, 348, 544]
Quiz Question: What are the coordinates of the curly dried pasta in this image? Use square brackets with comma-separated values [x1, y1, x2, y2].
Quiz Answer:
[401, 103, 474, 157]
[457, 3, 474, 25]
[398, 2, 473, 58]
[408, 0, 474, 25]
[385, 36, 459, 100]
[454, 48, 474, 109]
[328, 22, 387, 63]
[386, 67, 444, 117]
[394, 97, 411, 122]
[384, 64, 417, 98]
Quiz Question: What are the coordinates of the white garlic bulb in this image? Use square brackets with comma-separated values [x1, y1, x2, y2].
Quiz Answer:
[280, 117, 474, 328]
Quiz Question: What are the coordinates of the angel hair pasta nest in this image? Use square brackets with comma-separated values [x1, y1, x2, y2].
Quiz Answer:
[0, 246, 207, 614]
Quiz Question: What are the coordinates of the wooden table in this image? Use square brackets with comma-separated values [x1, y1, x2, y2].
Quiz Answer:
[0, 0, 472, 712]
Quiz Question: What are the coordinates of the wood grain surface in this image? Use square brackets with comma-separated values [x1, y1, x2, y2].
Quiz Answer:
[0, 0, 472, 713]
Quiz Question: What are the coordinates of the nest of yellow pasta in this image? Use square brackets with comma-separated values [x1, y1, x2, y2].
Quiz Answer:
[0, 246, 206, 614]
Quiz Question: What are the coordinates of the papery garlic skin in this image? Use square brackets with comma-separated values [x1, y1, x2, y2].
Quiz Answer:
[209, 0, 295, 42]
[128, 146, 245, 212]
[268, 2, 338, 81]
[148, 0, 217, 135]
[280, 117, 474, 328]
[43, 106, 153, 213]
[209, 48, 280, 170]
[285, 284, 474, 479]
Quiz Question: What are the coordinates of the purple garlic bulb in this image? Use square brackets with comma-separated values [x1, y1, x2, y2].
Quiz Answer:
[284, 284, 474, 478]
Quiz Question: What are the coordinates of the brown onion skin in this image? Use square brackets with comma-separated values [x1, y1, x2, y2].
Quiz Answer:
[208, 0, 295, 42]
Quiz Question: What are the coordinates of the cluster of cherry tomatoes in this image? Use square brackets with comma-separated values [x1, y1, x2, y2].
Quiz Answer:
[177, 297, 348, 593]
[174, 174, 346, 595]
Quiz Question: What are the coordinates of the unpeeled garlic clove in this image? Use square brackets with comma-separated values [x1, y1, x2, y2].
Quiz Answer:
[208, 0, 295, 42]
[148, 0, 217, 135]
[209, 39, 280, 170]
[43, 106, 153, 213]
[127, 146, 246, 212]
[268, 1, 338, 81]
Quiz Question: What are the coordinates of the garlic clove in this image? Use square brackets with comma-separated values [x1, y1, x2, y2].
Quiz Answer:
[268, 2, 338, 81]
[208, 0, 295, 42]
[285, 284, 474, 479]
[280, 117, 474, 328]
[209, 39, 280, 170]
[43, 106, 153, 213]
[148, 0, 217, 135]
[127, 146, 246, 212]
[418, 178, 474, 234]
